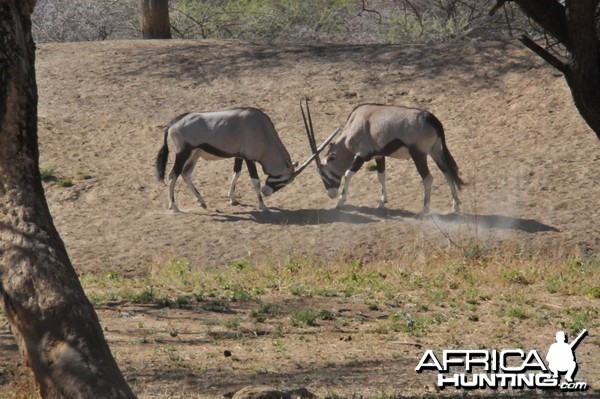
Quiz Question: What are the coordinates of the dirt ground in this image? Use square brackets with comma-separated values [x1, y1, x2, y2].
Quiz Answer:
[0, 39, 599, 398]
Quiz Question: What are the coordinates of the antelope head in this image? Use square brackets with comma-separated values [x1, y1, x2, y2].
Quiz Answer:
[297, 99, 344, 198]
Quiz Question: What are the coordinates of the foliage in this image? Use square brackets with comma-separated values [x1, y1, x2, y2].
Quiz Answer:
[77, 248, 600, 338]
[56, 177, 74, 188]
[292, 307, 318, 326]
[39, 166, 58, 181]
[32, 0, 534, 43]
[32, 0, 139, 42]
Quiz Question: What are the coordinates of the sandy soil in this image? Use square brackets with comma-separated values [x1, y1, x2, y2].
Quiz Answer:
[33, 39, 599, 277]
[0, 39, 599, 398]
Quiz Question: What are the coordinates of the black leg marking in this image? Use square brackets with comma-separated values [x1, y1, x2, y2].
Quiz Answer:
[410, 148, 432, 215]
[245, 159, 260, 179]
[173, 146, 192, 177]
[338, 155, 365, 207]
[410, 149, 429, 179]
[375, 157, 385, 174]
[376, 157, 388, 208]
[168, 145, 192, 212]
[245, 160, 268, 211]
[233, 157, 243, 173]
[349, 156, 366, 173]
[229, 159, 243, 206]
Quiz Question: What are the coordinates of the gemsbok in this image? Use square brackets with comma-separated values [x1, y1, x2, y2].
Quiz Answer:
[155, 107, 338, 212]
[302, 101, 464, 216]
[155, 108, 296, 212]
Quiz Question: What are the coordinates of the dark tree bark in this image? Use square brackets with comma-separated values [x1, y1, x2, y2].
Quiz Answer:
[0, 1, 135, 397]
[141, 0, 172, 39]
[493, 0, 600, 140]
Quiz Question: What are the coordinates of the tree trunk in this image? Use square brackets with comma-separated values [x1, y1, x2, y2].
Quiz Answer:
[563, 0, 600, 139]
[141, 0, 172, 39]
[506, 0, 600, 140]
[0, 1, 135, 398]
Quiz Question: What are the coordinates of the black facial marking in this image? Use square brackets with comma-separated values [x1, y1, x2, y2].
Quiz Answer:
[265, 175, 292, 193]
[319, 169, 341, 189]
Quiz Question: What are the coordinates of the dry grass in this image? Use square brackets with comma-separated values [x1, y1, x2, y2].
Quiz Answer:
[82, 245, 599, 311]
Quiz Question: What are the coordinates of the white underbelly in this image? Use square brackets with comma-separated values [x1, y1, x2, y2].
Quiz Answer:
[198, 150, 226, 161]
[388, 147, 410, 160]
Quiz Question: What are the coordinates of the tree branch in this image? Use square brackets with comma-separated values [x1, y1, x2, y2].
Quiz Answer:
[358, 0, 382, 23]
[513, 0, 570, 49]
[520, 35, 569, 74]
[489, 0, 507, 16]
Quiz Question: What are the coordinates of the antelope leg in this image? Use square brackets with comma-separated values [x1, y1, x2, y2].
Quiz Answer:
[376, 157, 387, 208]
[245, 160, 269, 212]
[337, 156, 365, 208]
[182, 151, 206, 209]
[410, 149, 432, 218]
[228, 158, 243, 205]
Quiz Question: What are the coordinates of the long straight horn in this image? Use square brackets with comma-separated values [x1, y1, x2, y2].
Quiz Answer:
[301, 99, 321, 169]
[305, 99, 321, 169]
[292, 124, 341, 179]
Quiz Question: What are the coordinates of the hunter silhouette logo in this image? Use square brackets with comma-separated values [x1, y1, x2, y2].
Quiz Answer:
[416, 329, 589, 391]
[546, 329, 587, 383]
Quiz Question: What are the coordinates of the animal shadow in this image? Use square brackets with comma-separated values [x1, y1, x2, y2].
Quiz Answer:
[210, 204, 559, 234]
[214, 207, 378, 225]
[429, 212, 560, 233]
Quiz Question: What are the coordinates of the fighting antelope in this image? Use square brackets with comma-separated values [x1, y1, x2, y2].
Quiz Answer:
[155, 108, 296, 212]
[302, 102, 464, 216]
[155, 107, 338, 212]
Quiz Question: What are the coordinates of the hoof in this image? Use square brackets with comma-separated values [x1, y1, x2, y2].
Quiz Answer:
[230, 200, 240, 206]
[199, 203, 207, 209]
[376, 202, 387, 210]
[169, 206, 180, 214]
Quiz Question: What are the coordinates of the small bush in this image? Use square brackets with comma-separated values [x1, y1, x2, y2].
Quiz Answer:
[131, 286, 157, 304]
[292, 307, 317, 326]
[588, 286, 600, 299]
[252, 302, 278, 322]
[56, 177, 73, 188]
[40, 166, 58, 181]
[503, 270, 529, 285]
[230, 258, 250, 272]
[507, 306, 528, 320]
[76, 171, 92, 180]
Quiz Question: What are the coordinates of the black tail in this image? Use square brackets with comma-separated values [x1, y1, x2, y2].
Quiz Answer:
[155, 126, 169, 182]
[441, 136, 465, 189]
[156, 113, 190, 182]
[427, 113, 465, 189]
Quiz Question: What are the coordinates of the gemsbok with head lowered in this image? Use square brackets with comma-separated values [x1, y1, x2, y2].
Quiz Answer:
[302, 102, 464, 216]
[155, 107, 298, 212]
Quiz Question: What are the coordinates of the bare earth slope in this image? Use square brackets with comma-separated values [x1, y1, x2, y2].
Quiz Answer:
[35, 40, 598, 278]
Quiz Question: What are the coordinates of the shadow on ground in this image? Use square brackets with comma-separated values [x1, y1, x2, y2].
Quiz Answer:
[207, 205, 559, 234]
